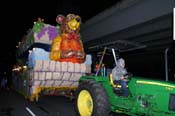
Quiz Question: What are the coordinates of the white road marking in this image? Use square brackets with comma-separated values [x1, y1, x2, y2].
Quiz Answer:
[25, 107, 36, 116]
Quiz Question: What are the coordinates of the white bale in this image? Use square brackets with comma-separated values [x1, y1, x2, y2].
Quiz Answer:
[33, 72, 39, 80]
[38, 72, 46, 81]
[61, 81, 73, 86]
[69, 73, 82, 81]
[45, 80, 54, 86]
[68, 62, 74, 72]
[80, 64, 87, 73]
[62, 72, 71, 80]
[55, 62, 61, 71]
[42, 60, 50, 71]
[71, 82, 79, 86]
[34, 60, 43, 71]
[61, 62, 68, 72]
[40, 81, 46, 86]
[45, 72, 52, 80]
[49, 61, 56, 71]
[52, 72, 63, 80]
[54, 81, 62, 86]
[33, 80, 41, 86]
[74, 63, 81, 72]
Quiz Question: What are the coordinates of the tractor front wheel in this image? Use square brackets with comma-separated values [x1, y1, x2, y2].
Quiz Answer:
[75, 80, 111, 116]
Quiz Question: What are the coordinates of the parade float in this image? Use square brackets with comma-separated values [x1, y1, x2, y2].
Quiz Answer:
[12, 14, 175, 116]
[13, 14, 91, 101]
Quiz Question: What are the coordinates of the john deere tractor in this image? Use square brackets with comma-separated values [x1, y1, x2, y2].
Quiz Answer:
[74, 47, 175, 116]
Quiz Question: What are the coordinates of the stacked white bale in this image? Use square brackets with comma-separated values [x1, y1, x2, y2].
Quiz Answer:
[28, 60, 91, 95]
[53, 62, 63, 84]
[55, 62, 61, 71]
[26, 69, 34, 92]
[45, 72, 52, 80]
[33, 72, 38, 80]
[45, 72, 53, 86]
[33, 81, 41, 86]
[69, 73, 83, 81]
[38, 72, 46, 81]
[61, 72, 72, 86]
[80, 64, 87, 73]
[49, 61, 56, 71]
[60, 81, 73, 86]
[36, 71, 46, 86]
[40, 81, 45, 86]
[61, 62, 68, 72]
[68, 62, 74, 72]
[45, 80, 55, 87]
[42, 60, 50, 71]
[62, 72, 71, 80]
[34, 60, 43, 71]
[54, 80, 62, 86]
[74, 63, 81, 72]
[52, 72, 63, 80]
[71, 82, 79, 86]
[32, 72, 41, 86]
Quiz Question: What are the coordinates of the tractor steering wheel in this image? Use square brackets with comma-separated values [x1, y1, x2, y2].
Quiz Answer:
[124, 72, 133, 80]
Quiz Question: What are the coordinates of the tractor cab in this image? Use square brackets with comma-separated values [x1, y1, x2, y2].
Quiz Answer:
[95, 47, 132, 96]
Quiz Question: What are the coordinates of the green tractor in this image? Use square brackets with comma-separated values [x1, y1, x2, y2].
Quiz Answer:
[74, 47, 175, 116]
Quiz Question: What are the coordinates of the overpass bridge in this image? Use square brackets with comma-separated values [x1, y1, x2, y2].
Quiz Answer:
[81, 0, 174, 53]
[80, 0, 175, 80]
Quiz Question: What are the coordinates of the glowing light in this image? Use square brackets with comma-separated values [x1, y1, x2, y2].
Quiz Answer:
[23, 65, 27, 69]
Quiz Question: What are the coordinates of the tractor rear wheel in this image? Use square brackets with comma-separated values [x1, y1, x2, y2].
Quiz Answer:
[75, 80, 111, 116]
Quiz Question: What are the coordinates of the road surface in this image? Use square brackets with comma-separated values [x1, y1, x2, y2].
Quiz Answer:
[0, 89, 75, 116]
[0, 89, 128, 116]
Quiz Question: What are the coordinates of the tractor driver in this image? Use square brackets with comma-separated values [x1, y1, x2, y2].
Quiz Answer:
[112, 58, 129, 97]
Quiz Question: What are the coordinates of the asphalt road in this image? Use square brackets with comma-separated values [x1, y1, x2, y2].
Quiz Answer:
[0, 89, 128, 116]
[0, 89, 76, 116]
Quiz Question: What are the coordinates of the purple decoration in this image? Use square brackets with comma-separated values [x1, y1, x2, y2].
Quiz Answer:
[47, 26, 59, 40]
[35, 25, 59, 40]
[36, 27, 47, 39]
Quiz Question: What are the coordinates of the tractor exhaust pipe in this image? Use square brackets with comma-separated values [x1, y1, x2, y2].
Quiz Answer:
[165, 47, 169, 82]
[112, 48, 118, 67]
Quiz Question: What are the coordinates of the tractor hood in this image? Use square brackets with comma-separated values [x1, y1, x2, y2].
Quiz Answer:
[129, 77, 175, 95]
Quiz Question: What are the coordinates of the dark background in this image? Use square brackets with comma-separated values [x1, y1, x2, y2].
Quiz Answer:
[0, 0, 119, 72]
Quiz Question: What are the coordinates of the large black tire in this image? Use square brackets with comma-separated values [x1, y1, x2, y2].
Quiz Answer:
[74, 80, 111, 116]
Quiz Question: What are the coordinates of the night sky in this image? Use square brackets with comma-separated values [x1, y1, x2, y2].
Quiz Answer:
[0, 0, 119, 72]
